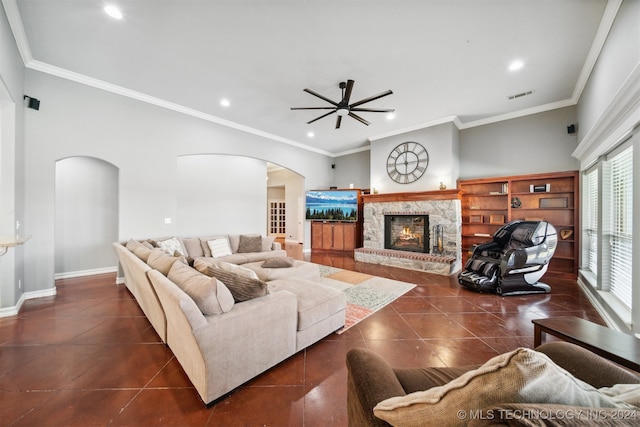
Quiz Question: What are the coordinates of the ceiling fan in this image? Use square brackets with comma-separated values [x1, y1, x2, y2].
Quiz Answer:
[291, 80, 394, 129]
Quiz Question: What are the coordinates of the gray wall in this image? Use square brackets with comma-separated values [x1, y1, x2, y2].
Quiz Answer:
[459, 107, 580, 179]
[577, 0, 640, 144]
[0, 4, 26, 310]
[332, 150, 370, 190]
[21, 69, 334, 295]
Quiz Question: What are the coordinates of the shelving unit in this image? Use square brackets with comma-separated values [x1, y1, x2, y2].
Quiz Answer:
[458, 171, 579, 278]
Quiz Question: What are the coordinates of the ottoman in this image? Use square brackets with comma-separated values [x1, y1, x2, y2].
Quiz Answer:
[243, 260, 322, 283]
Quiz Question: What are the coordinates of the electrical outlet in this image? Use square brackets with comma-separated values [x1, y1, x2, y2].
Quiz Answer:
[164, 217, 172, 224]
[16, 220, 20, 230]
[18, 279, 22, 289]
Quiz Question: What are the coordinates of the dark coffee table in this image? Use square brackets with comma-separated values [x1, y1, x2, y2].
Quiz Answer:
[532, 316, 640, 372]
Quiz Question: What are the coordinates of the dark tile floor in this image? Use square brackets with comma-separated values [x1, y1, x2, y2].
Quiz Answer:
[0, 245, 602, 426]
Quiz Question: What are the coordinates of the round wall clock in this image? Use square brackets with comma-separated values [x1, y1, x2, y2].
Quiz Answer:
[386, 141, 429, 184]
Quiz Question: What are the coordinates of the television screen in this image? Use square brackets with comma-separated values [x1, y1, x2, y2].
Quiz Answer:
[305, 190, 358, 221]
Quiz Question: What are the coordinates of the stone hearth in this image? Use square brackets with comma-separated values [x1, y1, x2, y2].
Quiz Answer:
[355, 190, 462, 275]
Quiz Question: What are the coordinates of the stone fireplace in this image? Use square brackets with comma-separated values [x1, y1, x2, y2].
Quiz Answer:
[384, 214, 429, 253]
[354, 190, 463, 275]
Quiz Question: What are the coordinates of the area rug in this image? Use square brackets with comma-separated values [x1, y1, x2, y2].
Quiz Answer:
[318, 265, 416, 334]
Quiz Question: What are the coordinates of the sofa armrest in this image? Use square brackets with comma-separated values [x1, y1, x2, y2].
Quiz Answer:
[346, 348, 407, 427]
[536, 342, 640, 388]
[272, 241, 282, 251]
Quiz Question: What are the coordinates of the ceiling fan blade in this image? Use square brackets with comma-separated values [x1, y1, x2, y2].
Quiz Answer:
[342, 80, 355, 104]
[350, 108, 396, 113]
[307, 110, 336, 124]
[349, 90, 393, 108]
[335, 115, 342, 129]
[291, 107, 336, 110]
[348, 112, 370, 126]
[303, 88, 339, 106]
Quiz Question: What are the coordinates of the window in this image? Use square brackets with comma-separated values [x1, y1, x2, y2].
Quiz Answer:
[582, 169, 598, 275]
[608, 145, 633, 308]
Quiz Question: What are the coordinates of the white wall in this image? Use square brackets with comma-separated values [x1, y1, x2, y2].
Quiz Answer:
[176, 155, 267, 236]
[459, 107, 580, 179]
[22, 70, 334, 294]
[370, 122, 459, 194]
[54, 157, 119, 275]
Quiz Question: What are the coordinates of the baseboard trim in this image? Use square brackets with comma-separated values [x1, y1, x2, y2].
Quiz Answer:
[0, 287, 57, 318]
[54, 266, 118, 280]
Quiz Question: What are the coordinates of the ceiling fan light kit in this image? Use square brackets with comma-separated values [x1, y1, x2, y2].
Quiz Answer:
[291, 79, 394, 129]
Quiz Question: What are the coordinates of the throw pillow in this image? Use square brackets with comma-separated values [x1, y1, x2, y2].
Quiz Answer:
[212, 261, 259, 279]
[182, 237, 204, 258]
[167, 261, 234, 315]
[147, 249, 184, 276]
[262, 257, 294, 268]
[237, 234, 263, 253]
[373, 348, 638, 427]
[132, 245, 152, 262]
[206, 266, 268, 302]
[207, 238, 232, 258]
[261, 236, 276, 252]
[157, 237, 186, 256]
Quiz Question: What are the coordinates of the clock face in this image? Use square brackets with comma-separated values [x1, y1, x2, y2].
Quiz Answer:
[386, 142, 429, 184]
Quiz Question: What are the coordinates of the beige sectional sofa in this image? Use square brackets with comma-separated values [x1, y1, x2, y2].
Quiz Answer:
[113, 234, 346, 405]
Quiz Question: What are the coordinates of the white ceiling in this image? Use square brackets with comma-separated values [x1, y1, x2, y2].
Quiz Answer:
[4, 0, 616, 156]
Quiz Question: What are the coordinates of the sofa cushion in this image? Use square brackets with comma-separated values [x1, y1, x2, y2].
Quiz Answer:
[167, 261, 234, 315]
[267, 278, 345, 331]
[147, 249, 184, 276]
[208, 238, 233, 258]
[157, 237, 187, 256]
[373, 348, 638, 427]
[261, 236, 275, 251]
[182, 237, 204, 258]
[238, 234, 263, 253]
[262, 257, 294, 268]
[132, 244, 153, 262]
[206, 266, 268, 302]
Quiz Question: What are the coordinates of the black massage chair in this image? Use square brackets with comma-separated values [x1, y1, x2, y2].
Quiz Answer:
[458, 220, 557, 296]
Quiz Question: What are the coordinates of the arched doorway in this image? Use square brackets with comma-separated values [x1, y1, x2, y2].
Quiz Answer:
[54, 157, 119, 277]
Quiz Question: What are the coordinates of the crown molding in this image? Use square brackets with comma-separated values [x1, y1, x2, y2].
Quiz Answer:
[2, 0, 33, 65]
[571, 0, 623, 102]
[572, 61, 640, 167]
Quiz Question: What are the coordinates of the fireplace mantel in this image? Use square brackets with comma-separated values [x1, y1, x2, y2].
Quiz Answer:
[362, 189, 462, 204]
[357, 189, 463, 275]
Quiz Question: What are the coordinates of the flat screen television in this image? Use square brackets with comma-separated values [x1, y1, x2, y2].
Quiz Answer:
[305, 189, 359, 221]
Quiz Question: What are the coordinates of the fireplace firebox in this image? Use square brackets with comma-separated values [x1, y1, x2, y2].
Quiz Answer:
[384, 214, 429, 253]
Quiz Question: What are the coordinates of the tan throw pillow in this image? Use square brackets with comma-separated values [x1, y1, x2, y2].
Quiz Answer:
[373, 348, 638, 427]
[147, 249, 182, 276]
[206, 266, 268, 302]
[207, 238, 232, 258]
[132, 245, 152, 262]
[167, 261, 234, 315]
[262, 257, 294, 268]
[237, 234, 263, 253]
[212, 261, 259, 279]
[181, 237, 204, 258]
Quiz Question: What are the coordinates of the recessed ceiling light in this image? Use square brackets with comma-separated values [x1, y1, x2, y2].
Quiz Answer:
[307, 132, 314, 138]
[386, 112, 396, 120]
[220, 99, 230, 107]
[509, 60, 524, 71]
[104, 5, 123, 20]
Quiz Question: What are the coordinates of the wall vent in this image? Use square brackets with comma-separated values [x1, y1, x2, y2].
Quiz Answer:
[507, 90, 533, 100]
